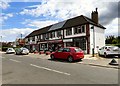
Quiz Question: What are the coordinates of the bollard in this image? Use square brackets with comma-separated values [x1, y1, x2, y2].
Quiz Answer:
[109, 58, 119, 66]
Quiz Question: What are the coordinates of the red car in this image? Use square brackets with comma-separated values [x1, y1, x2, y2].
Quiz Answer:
[50, 47, 84, 62]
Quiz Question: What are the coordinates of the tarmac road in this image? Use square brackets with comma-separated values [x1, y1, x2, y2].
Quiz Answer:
[1, 53, 118, 84]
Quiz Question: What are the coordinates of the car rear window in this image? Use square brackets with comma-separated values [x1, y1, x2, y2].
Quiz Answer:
[75, 48, 82, 52]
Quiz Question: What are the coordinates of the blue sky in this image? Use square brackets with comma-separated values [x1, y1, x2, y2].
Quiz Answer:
[0, 0, 119, 42]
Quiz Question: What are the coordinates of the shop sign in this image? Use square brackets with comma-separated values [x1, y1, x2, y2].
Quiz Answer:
[63, 39, 73, 42]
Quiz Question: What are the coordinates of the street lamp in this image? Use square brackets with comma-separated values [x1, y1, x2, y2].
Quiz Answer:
[91, 25, 95, 57]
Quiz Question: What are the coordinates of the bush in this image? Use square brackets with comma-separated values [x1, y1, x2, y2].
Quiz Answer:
[106, 44, 120, 48]
[2, 47, 9, 51]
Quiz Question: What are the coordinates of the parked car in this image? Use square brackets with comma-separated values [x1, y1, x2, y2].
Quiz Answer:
[6, 48, 15, 54]
[98, 46, 120, 57]
[15, 47, 29, 55]
[50, 47, 84, 62]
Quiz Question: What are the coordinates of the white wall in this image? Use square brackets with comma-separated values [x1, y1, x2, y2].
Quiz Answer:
[90, 24, 105, 54]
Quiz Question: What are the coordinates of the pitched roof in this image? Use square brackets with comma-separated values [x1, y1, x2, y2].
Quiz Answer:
[26, 25, 52, 37]
[48, 20, 67, 31]
[25, 15, 106, 38]
[62, 15, 106, 29]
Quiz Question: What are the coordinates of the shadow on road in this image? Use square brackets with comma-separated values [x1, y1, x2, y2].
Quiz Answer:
[99, 56, 120, 59]
[48, 58, 83, 63]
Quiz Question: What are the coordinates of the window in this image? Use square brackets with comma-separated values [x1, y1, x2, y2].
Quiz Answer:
[32, 36, 35, 41]
[49, 33, 52, 38]
[57, 30, 62, 37]
[58, 48, 63, 52]
[78, 26, 81, 33]
[41, 35, 43, 39]
[74, 27, 78, 34]
[81, 25, 85, 33]
[74, 25, 85, 34]
[66, 28, 72, 36]
[43, 34, 46, 40]
[75, 48, 82, 52]
[63, 48, 70, 52]
[38, 35, 41, 40]
[52, 31, 55, 38]
[28, 38, 30, 41]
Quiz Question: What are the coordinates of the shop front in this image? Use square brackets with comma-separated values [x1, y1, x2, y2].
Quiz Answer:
[73, 37, 87, 53]
[48, 40, 63, 51]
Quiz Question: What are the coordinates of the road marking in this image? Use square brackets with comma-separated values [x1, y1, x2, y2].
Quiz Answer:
[30, 64, 70, 76]
[9, 59, 21, 63]
[0, 56, 5, 58]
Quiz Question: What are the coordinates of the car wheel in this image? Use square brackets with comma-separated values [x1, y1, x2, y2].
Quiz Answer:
[98, 53, 101, 57]
[51, 54, 55, 60]
[68, 56, 73, 62]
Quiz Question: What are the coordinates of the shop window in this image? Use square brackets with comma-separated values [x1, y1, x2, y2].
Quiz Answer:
[74, 37, 86, 50]
[66, 28, 72, 36]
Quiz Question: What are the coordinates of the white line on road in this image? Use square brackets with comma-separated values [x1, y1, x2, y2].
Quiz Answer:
[9, 59, 21, 63]
[0, 56, 6, 58]
[30, 64, 70, 76]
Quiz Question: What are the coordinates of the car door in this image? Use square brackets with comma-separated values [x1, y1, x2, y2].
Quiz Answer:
[62, 48, 70, 59]
[54, 48, 63, 58]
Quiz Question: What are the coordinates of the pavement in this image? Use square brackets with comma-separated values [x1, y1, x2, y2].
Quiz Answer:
[28, 53, 120, 69]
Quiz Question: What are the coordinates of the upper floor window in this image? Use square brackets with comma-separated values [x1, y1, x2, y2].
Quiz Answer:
[52, 31, 55, 38]
[81, 25, 85, 33]
[32, 36, 35, 41]
[74, 25, 85, 34]
[28, 38, 30, 41]
[57, 30, 62, 37]
[66, 28, 72, 36]
[45, 33, 49, 39]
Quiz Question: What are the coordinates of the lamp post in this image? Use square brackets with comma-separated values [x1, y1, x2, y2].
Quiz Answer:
[91, 25, 95, 57]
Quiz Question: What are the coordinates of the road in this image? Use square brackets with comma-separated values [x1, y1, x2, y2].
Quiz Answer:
[1, 53, 118, 84]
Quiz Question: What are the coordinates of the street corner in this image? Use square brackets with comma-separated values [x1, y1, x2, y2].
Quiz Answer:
[84, 54, 104, 60]
[78, 55, 120, 69]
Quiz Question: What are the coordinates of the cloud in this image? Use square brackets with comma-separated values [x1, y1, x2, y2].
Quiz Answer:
[100, 2, 119, 25]
[0, 13, 13, 26]
[22, 19, 58, 28]
[19, 0, 119, 21]
[1, 28, 35, 42]
[0, 1, 10, 9]
[105, 18, 119, 36]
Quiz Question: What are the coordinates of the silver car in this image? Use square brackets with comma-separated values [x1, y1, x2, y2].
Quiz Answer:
[15, 47, 29, 55]
[6, 48, 15, 54]
[98, 46, 120, 57]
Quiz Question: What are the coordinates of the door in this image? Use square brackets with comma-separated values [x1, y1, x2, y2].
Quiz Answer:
[54, 48, 63, 58]
[62, 48, 71, 59]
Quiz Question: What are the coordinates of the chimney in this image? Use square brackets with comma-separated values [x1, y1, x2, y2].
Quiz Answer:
[91, 8, 98, 24]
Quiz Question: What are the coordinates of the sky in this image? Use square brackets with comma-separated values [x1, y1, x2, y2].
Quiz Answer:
[0, 0, 119, 42]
